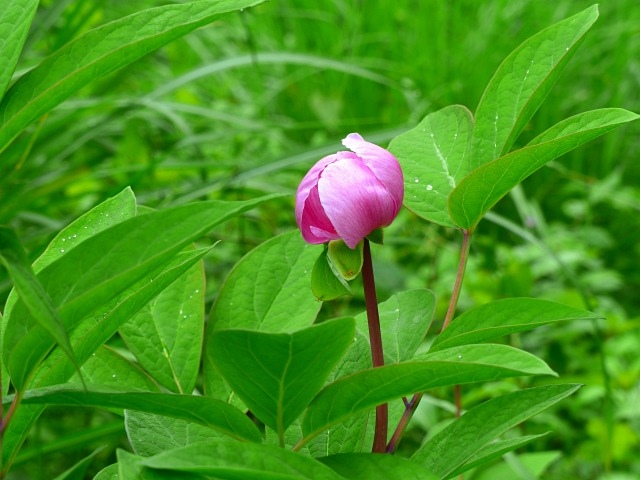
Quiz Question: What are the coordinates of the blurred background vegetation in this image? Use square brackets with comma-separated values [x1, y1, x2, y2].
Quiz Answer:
[1, 0, 638, 478]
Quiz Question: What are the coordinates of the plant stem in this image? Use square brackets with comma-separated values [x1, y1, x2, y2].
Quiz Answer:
[362, 239, 388, 453]
[387, 229, 472, 453]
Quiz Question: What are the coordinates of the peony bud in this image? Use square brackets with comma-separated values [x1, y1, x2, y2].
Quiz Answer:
[295, 133, 404, 249]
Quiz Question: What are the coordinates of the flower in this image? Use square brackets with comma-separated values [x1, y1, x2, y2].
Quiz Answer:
[295, 133, 404, 249]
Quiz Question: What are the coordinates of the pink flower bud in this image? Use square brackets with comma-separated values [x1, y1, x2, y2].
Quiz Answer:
[295, 133, 404, 249]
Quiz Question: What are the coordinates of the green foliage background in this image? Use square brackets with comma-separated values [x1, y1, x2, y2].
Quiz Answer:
[1, 0, 638, 478]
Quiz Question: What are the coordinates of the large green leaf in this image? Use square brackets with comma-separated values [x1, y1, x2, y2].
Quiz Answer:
[3, 195, 276, 391]
[0, 227, 78, 377]
[320, 453, 437, 480]
[430, 298, 602, 352]
[411, 384, 581, 478]
[208, 230, 322, 332]
[211, 318, 355, 442]
[10, 385, 262, 443]
[2, 247, 212, 466]
[306, 333, 373, 457]
[0, 0, 38, 100]
[120, 256, 205, 393]
[449, 109, 639, 229]
[125, 411, 225, 458]
[355, 289, 435, 364]
[388, 105, 473, 227]
[446, 433, 550, 479]
[0, 0, 266, 158]
[73, 346, 159, 392]
[301, 344, 555, 444]
[470, 5, 599, 169]
[134, 439, 344, 480]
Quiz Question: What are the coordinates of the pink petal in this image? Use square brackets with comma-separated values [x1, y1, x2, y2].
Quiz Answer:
[295, 153, 338, 228]
[298, 185, 340, 244]
[342, 133, 404, 208]
[318, 153, 398, 248]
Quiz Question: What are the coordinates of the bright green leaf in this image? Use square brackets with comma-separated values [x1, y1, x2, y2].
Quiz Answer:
[449, 109, 639, 229]
[388, 105, 473, 227]
[475, 451, 561, 480]
[301, 346, 556, 444]
[11, 385, 262, 443]
[320, 453, 438, 480]
[137, 439, 344, 480]
[355, 289, 435, 364]
[411, 384, 580, 478]
[310, 247, 352, 301]
[212, 318, 355, 440]
[430, 297, 602, 352]
[470, 5, 599, 168]
[3, 195, 277, 391]
[327, 239, 363, 280]
[0, 0, 38, 100]
[73, 346, 159, 392]
[0, 0, 266, 158]
[120, 257, 205, 393]
[208, 230, 322, 333]
[0, 226, 79, 382]
[446, 433, 550, 479]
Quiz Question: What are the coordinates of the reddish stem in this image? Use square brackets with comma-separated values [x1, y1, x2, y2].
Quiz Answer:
[362, 239, 388, 453]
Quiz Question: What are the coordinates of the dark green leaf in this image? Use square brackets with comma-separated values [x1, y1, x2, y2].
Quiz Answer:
[212, 318, 355, 440]
[320, 453, 438, 480]
[3, 195, 277, 391]
[12, 385, 261, 443]
[136, 439, 344, 480]
[301, 346, 556, 443]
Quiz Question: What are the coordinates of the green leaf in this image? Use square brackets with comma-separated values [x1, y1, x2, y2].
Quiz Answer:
[93, 463, 119, 480]
[0, 227, 79, 381]
[0, 0, 38, 100]
[449, 108, 639, 229]
[125, 411, 224, 457]
[355, 289, 435, 363]
[388, 105, 473, 227]
[470, 5, 599, 168]
[430, 298, 602, 352]
[1, 248, 212, 466]
[476, 451, 561, 480]
[0, 0, 266, 158]
[3, 195, 277, 391]
[33, 186, 137, 272]
[306, 333, 373, 456]
[327, 239, 363, 280]
[415, 344, 556, 377]
[120, 256, 205, 393]
[12, 385, 262, 443]
[320, 453, 438, 480]
[301, 345, 556, 444]
[208, 230, 322, 332]
[411, 384, 581, 478]
[446, 433, 550, 479]
[310, 247, 352, 301]
[211, 318, 355, 440]
[74, 346, 159, 392]
[137, 439, 344, 480]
